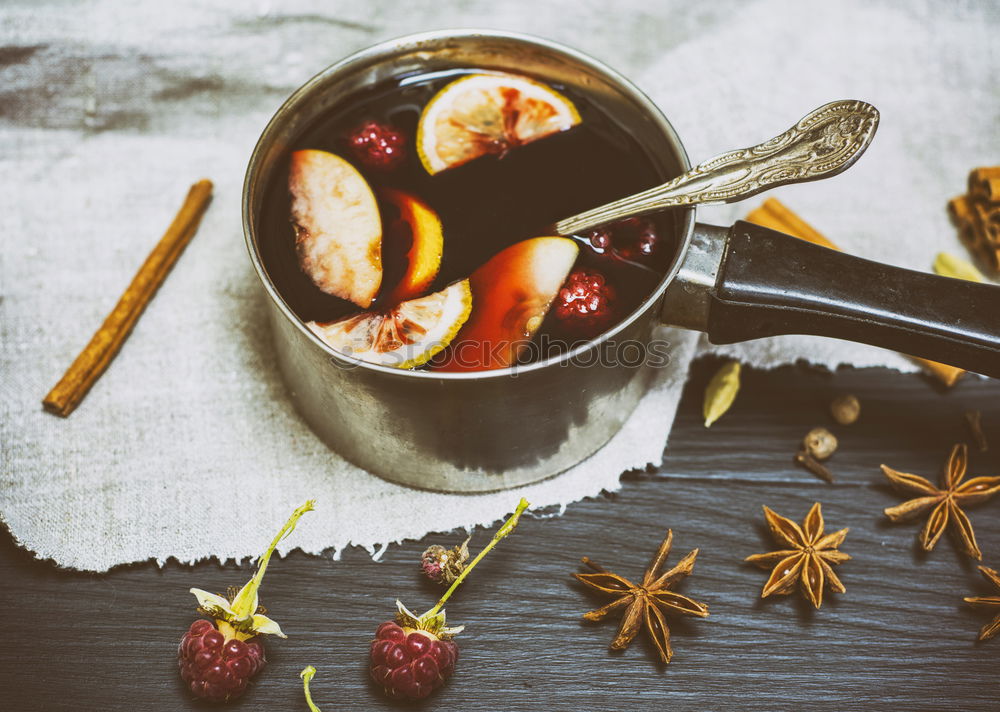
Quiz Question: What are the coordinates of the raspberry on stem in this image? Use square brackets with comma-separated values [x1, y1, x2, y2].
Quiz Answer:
[421, 537, 471, 585]
[190, 500, 314, 636]
[179, 500, 315, 702]
[428, 498, 528, 616]
[370, 498, 530, 701]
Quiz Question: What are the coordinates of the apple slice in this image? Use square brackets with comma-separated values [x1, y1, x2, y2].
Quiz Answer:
[433, 237, 579, 372]
[379, 188, 444, 305]
[289, 149, 382, 308]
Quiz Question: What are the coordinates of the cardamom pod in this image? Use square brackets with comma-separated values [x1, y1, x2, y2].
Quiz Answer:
[933, 252, 985, 283]
[703, 360, 741, 428]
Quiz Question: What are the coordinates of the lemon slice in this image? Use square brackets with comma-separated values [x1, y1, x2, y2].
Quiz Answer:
[416, 72, 581, 175]
[307, 280, 472, 369]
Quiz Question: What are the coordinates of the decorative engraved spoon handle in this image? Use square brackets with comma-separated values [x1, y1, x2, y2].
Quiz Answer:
[554, 99, 879, 236]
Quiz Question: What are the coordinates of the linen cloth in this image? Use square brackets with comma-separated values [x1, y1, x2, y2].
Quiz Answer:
[1, 0, 996, 570]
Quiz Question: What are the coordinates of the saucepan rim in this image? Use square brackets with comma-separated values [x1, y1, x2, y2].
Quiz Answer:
[242, 28, 695, 381]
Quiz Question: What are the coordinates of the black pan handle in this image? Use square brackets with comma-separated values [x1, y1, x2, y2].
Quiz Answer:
[701, 221, 1000, 377]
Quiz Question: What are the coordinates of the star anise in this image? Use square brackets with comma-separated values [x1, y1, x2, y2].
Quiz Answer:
[572, 530, 708, 664]
[964, 565, 1000, 641]
[746, 502, 850, 609]
[881, 443, 1000, 559]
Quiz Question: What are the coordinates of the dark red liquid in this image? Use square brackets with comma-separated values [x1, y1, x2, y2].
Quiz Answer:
[258, 69, 681, 360]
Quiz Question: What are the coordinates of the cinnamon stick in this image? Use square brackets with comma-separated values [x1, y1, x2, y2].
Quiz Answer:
[43, 179, 214, 417]
[982, 179, 1000, 204]
[744, 198, 840, 250]
[947, 195, 972, 226]
[918, 361, 966, 387]
[968, 166, 1000, 203]
[953, 167, 1000, 274]
[965, 410, 989, 452]
[743, 198, 967, 387]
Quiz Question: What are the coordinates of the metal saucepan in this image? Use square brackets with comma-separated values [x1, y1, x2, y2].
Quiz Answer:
[243, 30, 1000, 492]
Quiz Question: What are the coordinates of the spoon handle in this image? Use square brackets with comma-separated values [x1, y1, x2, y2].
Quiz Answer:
[554, 99, 879, 236]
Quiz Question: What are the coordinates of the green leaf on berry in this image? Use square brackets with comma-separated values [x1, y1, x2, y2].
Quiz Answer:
[190, 588, 237, 619]
[251, 613, 286, 638]
[395, 599, 465, 638]
[395, 499, 528, 641]
[230, 500, 316, 619]
[395, 600, 422, 629]
[426, 498, 530, 617]
[189, 500, 314, 638]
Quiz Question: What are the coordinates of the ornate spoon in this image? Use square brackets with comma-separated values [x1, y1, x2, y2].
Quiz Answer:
[553, 99, 879, 236]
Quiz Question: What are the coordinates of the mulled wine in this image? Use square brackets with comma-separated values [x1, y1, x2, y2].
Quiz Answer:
[257, 68, 681, 371]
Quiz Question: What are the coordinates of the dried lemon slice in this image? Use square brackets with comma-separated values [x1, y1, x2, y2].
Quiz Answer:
[307, 280, 472, 369]
[416, 72, 581, 175]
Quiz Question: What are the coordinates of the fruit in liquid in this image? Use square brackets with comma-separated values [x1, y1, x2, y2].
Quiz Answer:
[259, 69, 682, 366]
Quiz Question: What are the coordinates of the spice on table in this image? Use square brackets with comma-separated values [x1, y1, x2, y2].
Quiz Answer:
[830, 394, 860, 425]
[794, 428, 838, 482]
[703, 360, 741, 427]
[881, 444, 1000, 560]
[949, 166, 1000, 274]
[969, 165, 1000, 203]
[42, 179, 213, 417]
[963, 566, 1000, 642]
[744, 198, 966, 387]
[744, 197, 840, 250]
[933, 251, 986, 283]
[918, 360, 966, 388]
[794, 450, 835, 484]
[573, 530, 708, 664]
[803, 427, 838, 460]
[746, 502, 850, 609]
[300, 666, 324, 711]
[370, 499, 529, 701]
[965, 410, 989, 452]
[421, 537, 471, 585]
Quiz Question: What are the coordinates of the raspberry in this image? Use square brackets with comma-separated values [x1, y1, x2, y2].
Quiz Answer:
[369, 499, 529, 702]
[583, 217, 660, 260]
[179, 501, 314, 703]
[616, 217, 660, 260]
[349, 120, 406, 171]
[552, 269, 617, 337]
[178, 620, 265, 702]
[370, 622, 459, 700]
[587, 228, 612, 251]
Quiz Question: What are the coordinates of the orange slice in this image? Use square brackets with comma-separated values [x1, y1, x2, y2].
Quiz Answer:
[307, 280, 471, 369]
[416, 72, 581, 175]
[379, 188, 444, 305]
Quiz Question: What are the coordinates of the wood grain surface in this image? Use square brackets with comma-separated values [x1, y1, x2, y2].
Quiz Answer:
[3, 358, 999, 711]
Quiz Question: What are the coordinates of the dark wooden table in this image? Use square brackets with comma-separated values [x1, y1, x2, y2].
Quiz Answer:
[2, 358, 999, 711]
